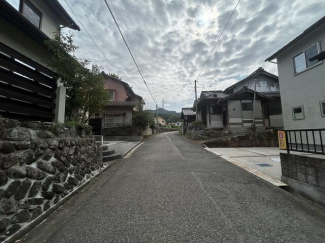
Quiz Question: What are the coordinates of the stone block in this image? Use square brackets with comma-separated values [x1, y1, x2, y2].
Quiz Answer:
[0, 170, 8, 186]
[37, 130, 54, 139]
[29, 181, 42, 197]
[0, 218, 10, 233]
[22, 149, 36, 165]
[14, 141, 30, 150]
[48, 139, 59, 150]
[2, 154, 18, 169]
[297, 172, 307, 183]
[0, 142, 15, 154]
[5, 165, 26, 179]
[42, 177, 53, 191]
[0, 198, 18, 214]
[42, 191, 55, 200]
[43, 201, 51, 211]
[4, 127, 30, 141]
[52, 183, 65, 194]
[4, 180, 21, 198]
[15, 179, 31, 201]
[30, 206, 42, 221]
[67, 176, 79, 186]
[37, 160, 56, 174]
[5, 224, 21, 236]
[51, 160, 66, 172]
[27, 197, 44, 205]
[26, 167, 47, 180]
[12, 209, 30, 223]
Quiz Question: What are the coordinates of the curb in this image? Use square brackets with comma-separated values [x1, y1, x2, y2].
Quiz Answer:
[5, 141, 144, 243]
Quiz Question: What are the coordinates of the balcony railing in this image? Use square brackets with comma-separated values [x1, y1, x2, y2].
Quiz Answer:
[285, 129, 325, 155]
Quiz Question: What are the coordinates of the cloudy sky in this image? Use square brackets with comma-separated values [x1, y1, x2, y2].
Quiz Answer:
[7, 0, 325, 112]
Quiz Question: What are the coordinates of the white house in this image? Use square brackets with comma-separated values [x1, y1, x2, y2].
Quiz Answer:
[0, 0, 80, 123]
[266, 16, 325, 130]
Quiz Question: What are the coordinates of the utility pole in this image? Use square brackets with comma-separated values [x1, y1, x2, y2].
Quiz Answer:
[252, 79, 257, 126]
[156, 103, 159, 133]
[195, 80, 198, 121]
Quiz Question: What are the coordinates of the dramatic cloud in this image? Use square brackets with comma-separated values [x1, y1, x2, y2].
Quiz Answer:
[7, 0, 325, 111]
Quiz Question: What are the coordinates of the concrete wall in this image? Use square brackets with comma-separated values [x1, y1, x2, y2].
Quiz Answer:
[280, 153, 325, 207]
[228, 100, 263, 128]
[277, 24, 325, 130]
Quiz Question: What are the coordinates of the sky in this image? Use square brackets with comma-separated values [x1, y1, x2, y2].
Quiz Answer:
[7, 0, 325, 112]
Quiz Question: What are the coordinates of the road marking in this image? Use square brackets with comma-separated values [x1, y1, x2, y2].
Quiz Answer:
[191, 172, 244, 243]
[172, 144, 185, 160]
[167, 136, 171, 142]
[124, 142, 144, 159]
[220, 155, 287, 187]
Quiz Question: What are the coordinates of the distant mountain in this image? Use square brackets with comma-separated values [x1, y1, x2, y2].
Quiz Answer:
[145, 108, 181, 123]
[146, 108, 180, 115]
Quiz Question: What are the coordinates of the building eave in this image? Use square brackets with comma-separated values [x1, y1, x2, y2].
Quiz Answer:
[0, 1, 50, 46]
[265, 15, 325, 62]
[44, 0, 80, 31]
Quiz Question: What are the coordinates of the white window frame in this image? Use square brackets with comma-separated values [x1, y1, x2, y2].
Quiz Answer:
[293, 43, 322, 75]
[108, 90, 115, 101]
[320, 101, 325, 117]
[292, 106, 305, 120]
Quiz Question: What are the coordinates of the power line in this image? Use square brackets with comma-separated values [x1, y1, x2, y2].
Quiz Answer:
[103, 0, 157, 105]
[62, 0, 119, 75]
[196, 0, 241, 80]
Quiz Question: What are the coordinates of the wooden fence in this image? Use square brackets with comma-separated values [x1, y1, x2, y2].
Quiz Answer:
[0, 42, 57, 121]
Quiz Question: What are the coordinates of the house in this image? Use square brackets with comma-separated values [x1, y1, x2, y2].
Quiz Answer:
[181, 108, 196, 126]
[0, 0, 80, 122]
[194, 67, 283, 130]
[95, 72, 144, 127]
[266, 16, 325, 130]
[265, 16, 325, 207]
[154, 116, 166, 126]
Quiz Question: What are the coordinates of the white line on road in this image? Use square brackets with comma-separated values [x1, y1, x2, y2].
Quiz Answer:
[191, 172, 244, 243]
[172, 143, 185, 160]
[167, 136, 171, 142]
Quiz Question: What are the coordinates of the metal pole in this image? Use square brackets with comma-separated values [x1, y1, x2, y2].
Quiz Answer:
[252, 80, 257, 126]
[195, 80, 198, 121]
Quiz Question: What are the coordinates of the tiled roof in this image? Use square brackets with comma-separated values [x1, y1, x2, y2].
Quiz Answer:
[200, 91, 228, 99]
[105, 101, 140, 107]
[182, 108, 196, 116]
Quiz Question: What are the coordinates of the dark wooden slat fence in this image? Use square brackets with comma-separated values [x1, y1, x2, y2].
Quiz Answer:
[0, 42, 57, 121]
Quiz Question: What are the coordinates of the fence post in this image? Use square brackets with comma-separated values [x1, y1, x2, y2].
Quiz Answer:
[54, 82, 66, 123]
[285, 130, 290, 154]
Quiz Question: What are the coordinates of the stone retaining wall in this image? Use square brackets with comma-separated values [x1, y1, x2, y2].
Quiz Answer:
[0, 119, 103, 241]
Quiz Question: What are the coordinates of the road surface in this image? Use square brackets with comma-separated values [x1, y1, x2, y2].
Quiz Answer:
[22, 132, 325, 243]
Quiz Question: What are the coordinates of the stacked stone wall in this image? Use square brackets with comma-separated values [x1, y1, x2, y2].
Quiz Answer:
[0, 119, 103, 241]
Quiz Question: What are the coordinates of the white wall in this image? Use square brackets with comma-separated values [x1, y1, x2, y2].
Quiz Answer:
[277, 24, 325, 130]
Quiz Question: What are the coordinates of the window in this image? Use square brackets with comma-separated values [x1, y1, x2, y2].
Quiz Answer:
[293, 43, 321, 74]
[21, 0, 42, 29]
[108, 91, 115, 101]
[321, 101, 325, 117]
[104, 115, 123, 127]
[292, 106, 304, 120]
[242, 103, 253, 111]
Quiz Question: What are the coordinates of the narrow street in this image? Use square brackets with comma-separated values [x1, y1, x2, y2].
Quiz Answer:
[23, 132, 325, 243]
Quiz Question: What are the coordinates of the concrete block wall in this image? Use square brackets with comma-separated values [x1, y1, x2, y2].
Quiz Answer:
[280, 153, 325, 189]
[0, 119, 103, 241]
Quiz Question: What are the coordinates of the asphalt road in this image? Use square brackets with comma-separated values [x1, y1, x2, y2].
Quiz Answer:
[22, 132, 325, 243]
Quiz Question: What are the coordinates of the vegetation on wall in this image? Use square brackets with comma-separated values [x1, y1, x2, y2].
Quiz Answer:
[45, 33, 109, 123]
[109, 73, 123, 80]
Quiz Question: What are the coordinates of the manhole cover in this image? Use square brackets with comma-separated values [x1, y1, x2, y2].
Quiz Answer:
[257, 163, 273, 167]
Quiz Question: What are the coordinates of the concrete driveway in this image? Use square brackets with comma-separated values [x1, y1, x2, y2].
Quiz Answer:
[206, 147, 283, 181]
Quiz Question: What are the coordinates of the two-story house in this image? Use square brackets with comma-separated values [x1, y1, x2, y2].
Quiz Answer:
[0, 0, 80, 122]
[194, 67, 283, 130]
[96, 72, 144, 127]
[154, 116, 166, 126]
[266, 15, 325, 130]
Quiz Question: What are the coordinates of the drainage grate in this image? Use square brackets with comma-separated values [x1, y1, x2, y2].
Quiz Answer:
[257, 163, 273, 167]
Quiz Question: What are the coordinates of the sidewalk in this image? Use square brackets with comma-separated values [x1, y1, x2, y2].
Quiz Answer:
[104, 141, 142, 156]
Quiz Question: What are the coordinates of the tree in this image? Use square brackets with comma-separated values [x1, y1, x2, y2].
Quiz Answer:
[44, 33, 109, 123]
[132, 111, 155, 129]
[109, 73, 123, 80]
